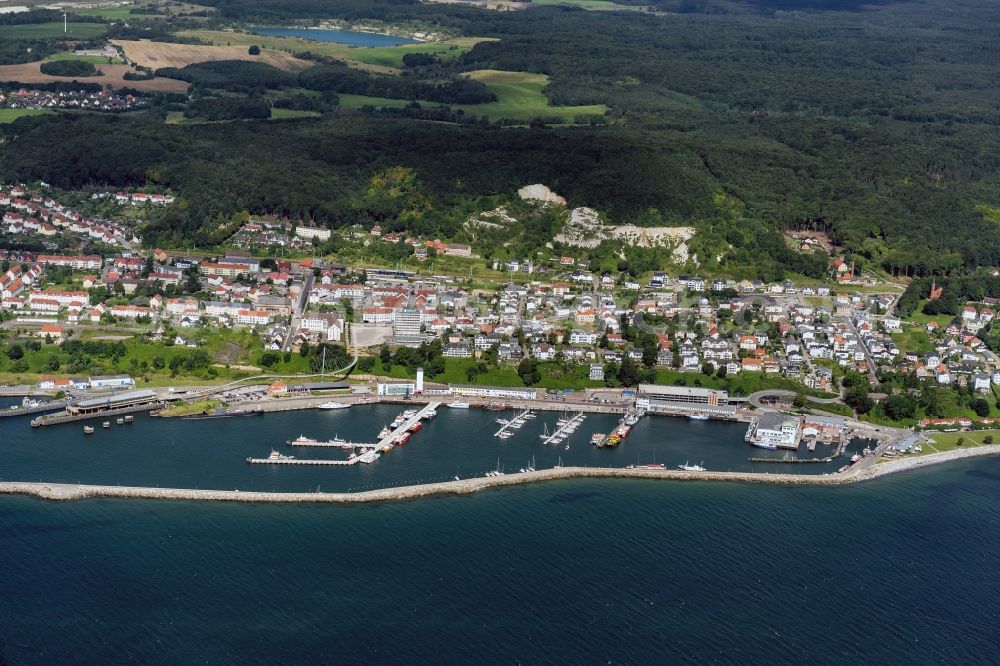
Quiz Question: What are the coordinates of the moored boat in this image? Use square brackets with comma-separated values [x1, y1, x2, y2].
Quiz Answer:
[677, 461, 706, 472]
[688, 413, 710, 421]
[447, 402, 470, 409]
[102, 421, 110, 429]
[317, 401, 350, 410]
[116, 417, 124, 425]
[124, 415, 134, 423]
[378, 426, 393, 439]
[253, 450, 295, 463]
[83, 425, 94, 434]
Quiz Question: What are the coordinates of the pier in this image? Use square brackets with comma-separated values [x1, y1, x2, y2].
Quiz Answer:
[0, 400, 67, 418]
[541, 411, 585, 445]
[31, 401, 162, 427]
[494, 407, 535, 439]
[247, 453, 378, 465]
[374, 402, 441, 452]
[287, 437, 374, 450]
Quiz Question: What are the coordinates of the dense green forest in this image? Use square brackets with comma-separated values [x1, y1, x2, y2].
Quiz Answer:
[1, 0, 998, 278]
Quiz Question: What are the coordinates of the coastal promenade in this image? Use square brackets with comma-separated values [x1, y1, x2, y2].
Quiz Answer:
[3, 445, 998, 505]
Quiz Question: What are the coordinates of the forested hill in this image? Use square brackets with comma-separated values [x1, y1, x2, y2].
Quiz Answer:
[1, 0, 999, 279]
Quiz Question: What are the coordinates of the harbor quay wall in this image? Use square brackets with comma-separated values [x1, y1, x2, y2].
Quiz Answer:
[3, 446, 999, 505]
[31, 402, 163, 427]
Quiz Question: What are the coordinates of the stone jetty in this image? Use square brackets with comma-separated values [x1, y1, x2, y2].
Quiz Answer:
[1, 445, 998, 505]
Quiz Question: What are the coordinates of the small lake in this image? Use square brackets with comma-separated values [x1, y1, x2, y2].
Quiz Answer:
[250, 27, 419, 47]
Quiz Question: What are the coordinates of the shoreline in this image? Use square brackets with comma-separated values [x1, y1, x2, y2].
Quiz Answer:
[1, 445, 998, 505]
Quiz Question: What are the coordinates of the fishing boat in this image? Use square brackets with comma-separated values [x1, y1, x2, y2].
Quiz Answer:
[317, 401, 350, 410]
[447, 402, 470, 409]
[116, 417, 124, 425]
[124, 415, 134, 423]
[591, 433, 607, 446]
[485, 403, 505, 411]
[637, 463, 666, 470]
[378, 426, 393, 439]
[288, 434, 320, 446]
[423, 409, 437, 419]
[409, 421, 423, 433]
[623, 412, 639, 426]
[83, 425, 94, 434]
[102, 421, 110, 429]
[395, 432, 411, 445]
[688, 413, 710, 421]
[678, 461, 706, 472]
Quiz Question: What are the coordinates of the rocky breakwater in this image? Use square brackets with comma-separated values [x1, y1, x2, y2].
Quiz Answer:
[3, 447, 999, 505]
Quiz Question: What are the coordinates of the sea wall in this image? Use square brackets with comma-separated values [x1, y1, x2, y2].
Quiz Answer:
[1, 446, 998, 505]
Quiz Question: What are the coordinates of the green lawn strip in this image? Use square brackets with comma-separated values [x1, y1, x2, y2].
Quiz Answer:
[0, 23, 106, 40]
[0, 109, 55, 124]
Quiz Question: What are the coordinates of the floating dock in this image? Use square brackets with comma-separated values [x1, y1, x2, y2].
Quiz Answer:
[541, 412, 586, 446]
[286, 437, 374, 449]
[494, 407, 534, 439]
[373, 402, 441, 452]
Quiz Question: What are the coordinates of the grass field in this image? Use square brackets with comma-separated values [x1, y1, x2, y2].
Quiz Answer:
[0, 23, 107, 40]
[337, 94, 411, 110]
[0, 109, 54, 124]
[179, 29, 494, 72]
[891, 325, 936, 354]
[77, 6, 155, 19]
[270, 108, 321, 120]
[340, 70, 608, 123]
[905, 301, 956, 328]
[457, 70, 608, 122]
[45, 51, 123, 64]
[923, 430, 995, 454]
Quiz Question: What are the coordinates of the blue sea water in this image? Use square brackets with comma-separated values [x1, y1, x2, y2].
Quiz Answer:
[1, 461, 999, 664]
[250, 27, 418, 47]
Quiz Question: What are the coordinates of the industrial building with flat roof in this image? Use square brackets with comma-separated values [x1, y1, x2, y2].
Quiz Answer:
[68, 389, 159, 415]
[636, 384, 736, 418]
[637, 385, 729, 405]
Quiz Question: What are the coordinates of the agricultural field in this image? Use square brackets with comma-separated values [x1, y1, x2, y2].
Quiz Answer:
[75, 1, 210, 19]
[178, 30, 495, 72]
[0, 109, 54, 124]
[111, 39, 312, 72]
[0, 62, 188, 92]
[528, 0, 652, 10]
[0, 22, 107, 40]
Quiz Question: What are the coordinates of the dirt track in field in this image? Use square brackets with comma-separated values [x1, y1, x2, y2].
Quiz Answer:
[0, 62, 190, 92]
[111, 40, 313, 72]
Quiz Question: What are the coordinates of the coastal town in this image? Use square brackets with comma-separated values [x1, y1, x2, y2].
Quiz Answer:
[2, 178, 1000, 481]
